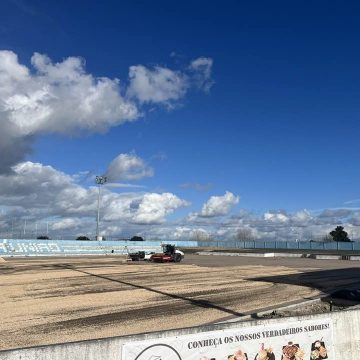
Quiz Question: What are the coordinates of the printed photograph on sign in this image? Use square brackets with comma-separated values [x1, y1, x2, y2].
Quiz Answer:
[254, 343, 275, 360]
[228, 348, 248, 360]
[310, 340, 328, 360]
[281, 342, 304, 360]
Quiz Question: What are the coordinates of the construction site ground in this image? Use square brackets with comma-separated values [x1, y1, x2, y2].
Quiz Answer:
[1, 254, 360, 350]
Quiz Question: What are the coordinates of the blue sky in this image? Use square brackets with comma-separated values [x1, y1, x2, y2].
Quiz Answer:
[0, 0, 360, 240]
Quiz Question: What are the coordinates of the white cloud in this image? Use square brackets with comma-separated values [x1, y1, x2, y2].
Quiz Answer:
[199, 191, 240, 217]
[318, 208, 353, 218]
[127, 65, 188, 104]
[0, 50, 29, 85]
[127, 56, 214, 105]
[1, 163, 359, 241]
[264, 212, 289, 223]
[105, 153, 154, 181]
[0, 51, 214, 173]
[142, 226, 211, 241]
[349, 212, 360, 226]
[0, 161, 189, 230]
[189, 57, 214, 92]
[102, 191, 190, 226]
[0, 161, 99, 220]
[52, 218, 81, 231]
[291, 209, 312, 224]
[130, 193, 190, 224]
[0, 51, 138, 173]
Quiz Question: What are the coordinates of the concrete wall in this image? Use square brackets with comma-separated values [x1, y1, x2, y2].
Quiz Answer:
[0, 308, 359, 360]
[0, 239, 201, 256]
[0, 239, 211, 257]
[2, 239, 360, 257]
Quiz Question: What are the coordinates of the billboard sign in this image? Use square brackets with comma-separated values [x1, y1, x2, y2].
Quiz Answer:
[123, 318, 333, 360]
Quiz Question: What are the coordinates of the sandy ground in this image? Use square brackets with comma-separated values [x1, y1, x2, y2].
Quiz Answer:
[1, 254, 359, 350]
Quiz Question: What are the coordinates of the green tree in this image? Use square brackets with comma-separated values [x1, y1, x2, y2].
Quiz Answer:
[329, 226, 351, 242]
[76, 236, 90, 241]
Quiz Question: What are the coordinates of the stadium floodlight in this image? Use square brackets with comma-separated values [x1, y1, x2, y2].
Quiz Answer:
[95, 175, 107, 240]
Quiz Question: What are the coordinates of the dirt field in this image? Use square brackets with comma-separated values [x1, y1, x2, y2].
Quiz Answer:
[1, 254, 360, 350]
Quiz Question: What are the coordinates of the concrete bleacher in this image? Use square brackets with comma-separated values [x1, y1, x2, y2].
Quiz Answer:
[0, 239, 164, 256]
[1, 238, 360, 257]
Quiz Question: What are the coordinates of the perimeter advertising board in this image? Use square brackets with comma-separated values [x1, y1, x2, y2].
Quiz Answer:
[123, 318, 333, 360]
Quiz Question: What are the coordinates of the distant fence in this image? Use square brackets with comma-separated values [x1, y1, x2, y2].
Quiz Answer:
[195, 240, 360, 251]
[1, 239, 360, 257]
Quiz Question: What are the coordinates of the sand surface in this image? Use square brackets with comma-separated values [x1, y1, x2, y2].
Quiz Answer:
[1, 254, 358, 350]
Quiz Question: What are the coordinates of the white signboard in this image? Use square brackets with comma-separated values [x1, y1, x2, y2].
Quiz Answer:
[123, 318, 333, 360]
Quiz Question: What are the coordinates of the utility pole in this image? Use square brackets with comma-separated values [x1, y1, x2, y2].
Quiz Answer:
[95, 175, 107, 241]
[23, 220, 27, 238]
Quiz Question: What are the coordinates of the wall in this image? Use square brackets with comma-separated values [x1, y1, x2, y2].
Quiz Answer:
[0, 238, 198, 257]
[1, 239, 360, 257]
[0, 239, 196, 256]
[0, 308, 359, 359]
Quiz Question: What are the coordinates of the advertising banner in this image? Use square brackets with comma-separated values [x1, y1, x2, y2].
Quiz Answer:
[122, 318, 333, 360]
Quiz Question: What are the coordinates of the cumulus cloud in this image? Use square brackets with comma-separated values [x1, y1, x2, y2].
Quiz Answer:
[3, 53, 140, 131]
[1, 163, 359, 241]
[52, 218, 82, 231]
[127, 56, 214, 105]
[0, 161, 189, 232]
[318, 208, 353, 218]
[129, 193, 190, 224]
[290, 210, 312, 225]
[264, 211, 289, 223]
[144, 226, 211, 241]
[0, 51, 138, 173]
[199, 191, 240, 217]
[105, 153, 154, 182]
[145, 205, 360, 242]
[0, 51, 213, 173]
[0, 161, 97, 216]
[348, 212, 360, 226]
[127, 65, 188, 104]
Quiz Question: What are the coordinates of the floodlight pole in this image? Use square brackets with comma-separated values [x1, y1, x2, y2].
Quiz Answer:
[95, 176, 107, 240]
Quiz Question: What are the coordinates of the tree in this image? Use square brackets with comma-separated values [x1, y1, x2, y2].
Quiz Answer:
[321, 234, 333, 243]
[130, 236, 144, 241]
[236, 228, 255, 241]
[190, 230, 211, 242]
[329, 226, 351, 242]
[76, 236, 90, 241]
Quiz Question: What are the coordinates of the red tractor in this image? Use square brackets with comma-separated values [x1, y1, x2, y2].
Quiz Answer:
[150, 244, 184, 263]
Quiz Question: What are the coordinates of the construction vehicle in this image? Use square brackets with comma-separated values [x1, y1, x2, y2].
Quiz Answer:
[150, 244, 184, 263]
[128, 251, 146, 261]
[128, 244, 184, 263]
